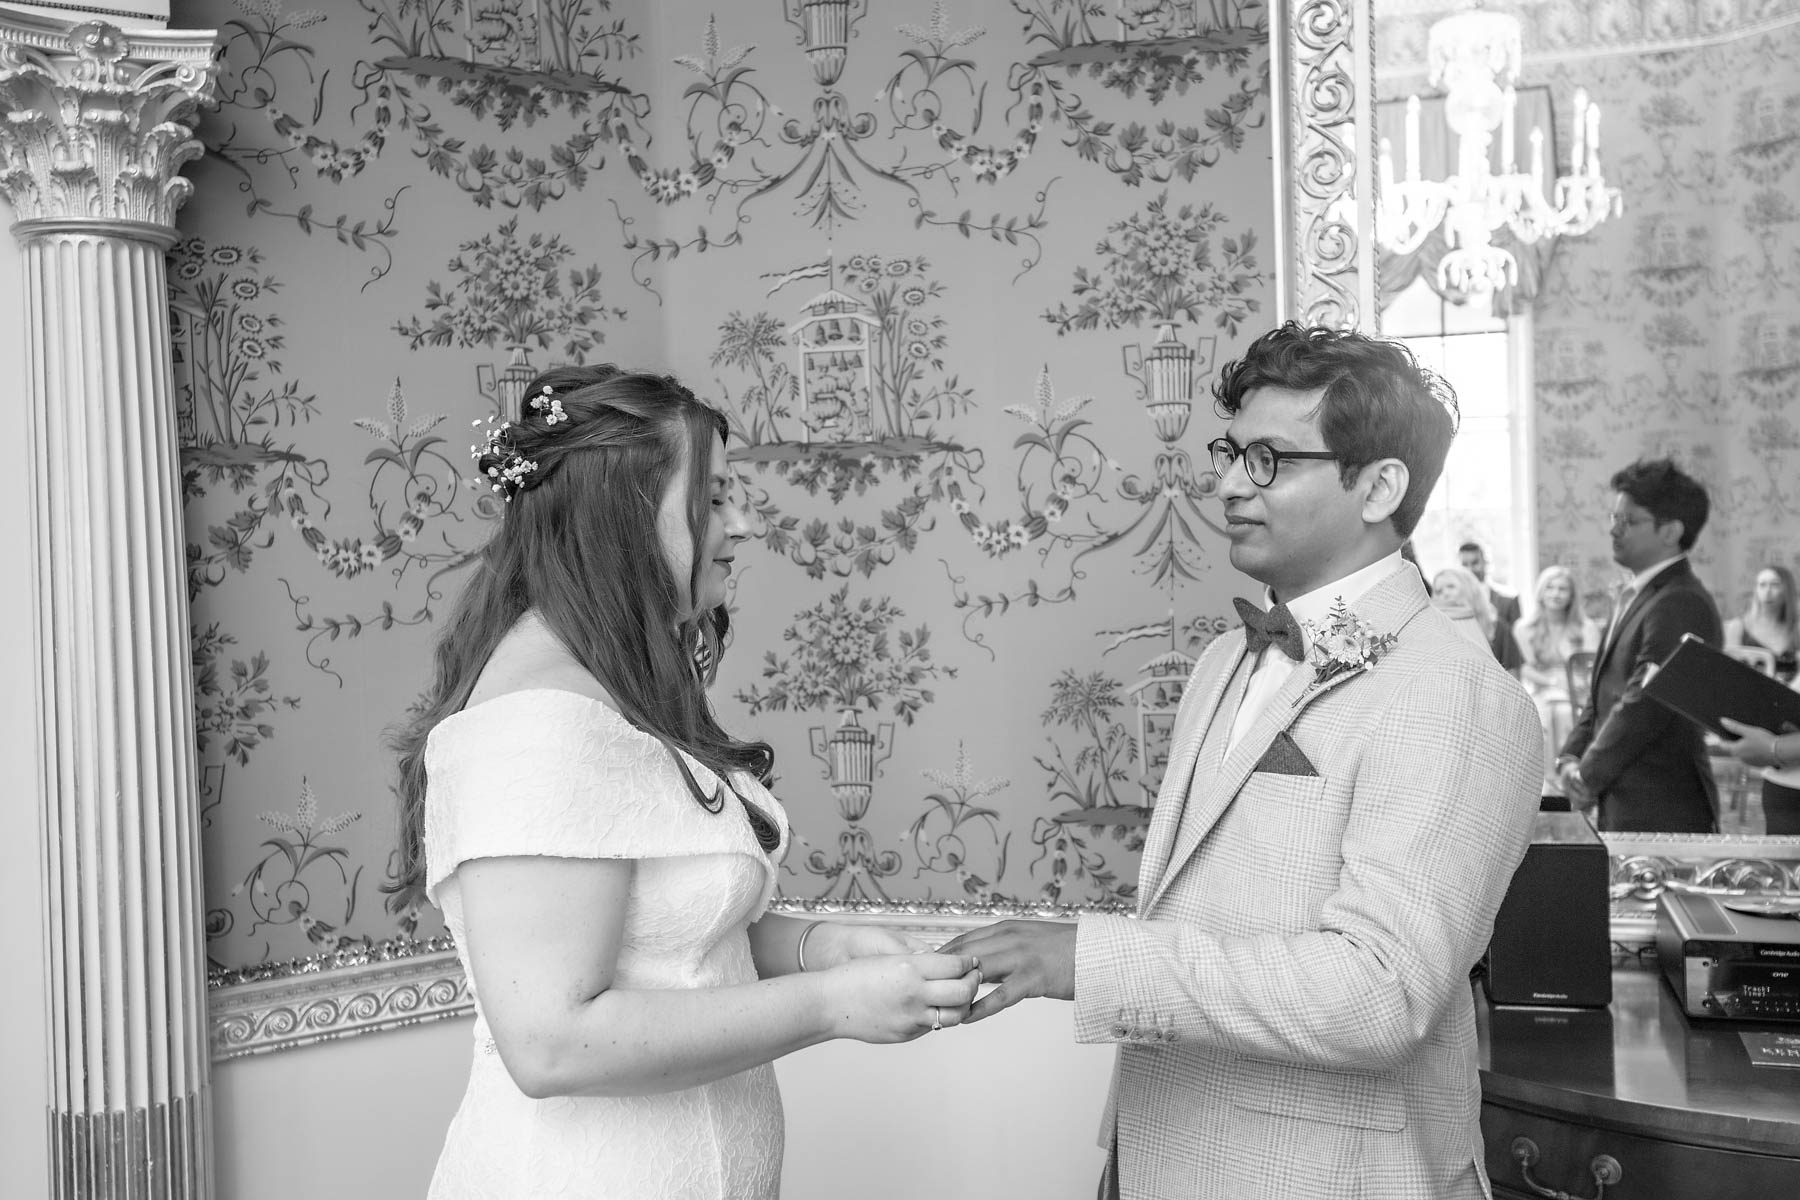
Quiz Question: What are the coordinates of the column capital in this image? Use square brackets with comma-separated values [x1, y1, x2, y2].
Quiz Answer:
[0, 8, 217, 232]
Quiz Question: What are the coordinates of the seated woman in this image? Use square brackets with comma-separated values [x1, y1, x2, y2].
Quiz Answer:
[1724, 564, 1798, 683]
[1512, 565, 1602, 794]
[1431, 565, 1495, 649]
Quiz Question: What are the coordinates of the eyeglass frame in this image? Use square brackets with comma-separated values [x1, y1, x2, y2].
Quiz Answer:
[1207, 436, 1339, 487]
[1605, 510, 1662, 533]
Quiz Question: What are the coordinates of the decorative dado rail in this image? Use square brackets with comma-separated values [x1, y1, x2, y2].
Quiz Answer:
[207, 835, 1800, 1060]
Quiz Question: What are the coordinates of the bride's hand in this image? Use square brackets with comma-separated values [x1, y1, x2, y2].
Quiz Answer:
[817, 953, 981, 1044]
[806, 922, 928, 970]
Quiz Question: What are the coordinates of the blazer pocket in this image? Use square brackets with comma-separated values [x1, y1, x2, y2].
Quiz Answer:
[1251, 730, 1319, 777]
[1230, 1055, 1406, 1132]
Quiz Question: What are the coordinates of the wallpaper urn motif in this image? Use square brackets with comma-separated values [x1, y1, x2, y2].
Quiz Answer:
[476, 344, 538, 423]
[809, 706, 894, 824]
[1124, 322, 1217, 443]
[787, 0, 862, 87]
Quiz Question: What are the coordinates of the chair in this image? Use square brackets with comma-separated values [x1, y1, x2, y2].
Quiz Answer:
[1564, 650, 1596, 705]
[1724, 644, 1778, 676]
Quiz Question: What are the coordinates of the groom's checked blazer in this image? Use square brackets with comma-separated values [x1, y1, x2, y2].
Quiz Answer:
[1073, 564, 1542, 1200]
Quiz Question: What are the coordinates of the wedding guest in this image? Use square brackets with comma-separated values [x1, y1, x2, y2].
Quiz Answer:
[1513, 566, 1602, 793]
[1724, 564, 1798, 683]
[1461, 539, 1524, 672]
[389, 365, 978, 1199]
[1556, 458, 1723, 832]
[1720, 705, 1800, 836]
[1431, 565, 1496, 648]
[941, 323, 1542, 1200]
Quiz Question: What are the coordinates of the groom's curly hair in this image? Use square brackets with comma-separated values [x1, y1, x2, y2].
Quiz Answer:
[1212, 322, 1459, 537]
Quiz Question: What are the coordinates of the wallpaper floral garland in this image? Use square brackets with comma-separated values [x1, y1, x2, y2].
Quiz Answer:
[177, 0, 1275, 973]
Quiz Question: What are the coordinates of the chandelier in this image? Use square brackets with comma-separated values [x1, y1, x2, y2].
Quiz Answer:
[1376, 6, 1623, 293]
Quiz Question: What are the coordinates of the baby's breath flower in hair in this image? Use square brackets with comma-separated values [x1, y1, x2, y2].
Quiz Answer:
[469, 416, 539, 501]
[529, 384, 567, 425]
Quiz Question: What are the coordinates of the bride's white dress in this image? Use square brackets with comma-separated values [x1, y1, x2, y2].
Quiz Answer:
[423, 690, 790, 1199]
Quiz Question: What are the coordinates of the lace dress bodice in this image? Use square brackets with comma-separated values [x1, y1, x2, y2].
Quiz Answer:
[423, 690, 790, 1199]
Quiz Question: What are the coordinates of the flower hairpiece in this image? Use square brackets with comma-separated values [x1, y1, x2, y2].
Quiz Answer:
[469, 416, 538, 501]
[530, 384, 567, 425]
[1299, 598, 1397, 687]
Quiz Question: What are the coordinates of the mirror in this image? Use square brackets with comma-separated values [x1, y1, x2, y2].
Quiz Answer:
[206, 0, 1370, 1057]
[1370, 1, 1800, 839]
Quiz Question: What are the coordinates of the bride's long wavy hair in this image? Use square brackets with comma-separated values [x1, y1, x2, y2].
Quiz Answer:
[387, 364, 773, 897]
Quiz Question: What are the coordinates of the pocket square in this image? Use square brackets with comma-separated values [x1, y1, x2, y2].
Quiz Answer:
[1253, 731, 1319, 777]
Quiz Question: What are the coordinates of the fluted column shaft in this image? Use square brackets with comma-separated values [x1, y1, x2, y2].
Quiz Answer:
[28, 225, 210, 1199]
[0, 13, 218, 1199]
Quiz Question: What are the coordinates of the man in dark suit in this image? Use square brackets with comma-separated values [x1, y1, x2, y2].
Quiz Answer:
[1556, 458, 1723, 832]
[1460, 540, 1522, 673]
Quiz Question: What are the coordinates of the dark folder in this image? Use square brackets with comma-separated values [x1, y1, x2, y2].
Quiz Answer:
[1642, 633, 1800, 738]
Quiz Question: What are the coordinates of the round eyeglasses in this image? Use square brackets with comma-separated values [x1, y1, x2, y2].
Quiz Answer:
[1207, 437, 1338, 487]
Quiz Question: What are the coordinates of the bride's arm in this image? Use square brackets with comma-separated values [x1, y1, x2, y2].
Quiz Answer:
[748, 913, 927, 979]
[457, 855, 976, 1100]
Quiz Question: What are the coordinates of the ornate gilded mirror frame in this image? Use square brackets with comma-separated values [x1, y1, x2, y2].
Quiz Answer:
[208, 0, 1800, 1060]
[205, 0, 1381, 1062]
[203, 0, 1381, 1059]
[1602, 831, 1800, 945]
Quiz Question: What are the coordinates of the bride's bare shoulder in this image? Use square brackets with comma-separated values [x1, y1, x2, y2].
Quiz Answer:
[466, 612, 616, 709]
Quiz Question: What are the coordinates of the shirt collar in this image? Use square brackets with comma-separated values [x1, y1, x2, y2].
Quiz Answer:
[1262, 550, 1409, 651]
[1626, 553, 1686, 593]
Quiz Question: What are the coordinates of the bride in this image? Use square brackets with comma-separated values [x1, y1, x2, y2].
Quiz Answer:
[389, 365, 980, 1199]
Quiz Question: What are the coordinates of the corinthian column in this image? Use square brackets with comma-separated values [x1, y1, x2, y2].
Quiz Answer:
[0, 11, 218, 1198]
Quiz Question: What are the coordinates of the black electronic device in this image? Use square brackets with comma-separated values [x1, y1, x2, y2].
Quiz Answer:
[1657, 891, 1800, 1021]
[1484, 811, 1612, 1008]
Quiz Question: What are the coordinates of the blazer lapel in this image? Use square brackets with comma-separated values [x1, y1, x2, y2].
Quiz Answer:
[1136, 639, 1249, 910]
[1594, 560, 1683, 679]
[1144, 663, 1313, 913]
[1142, 566, 1431, 915]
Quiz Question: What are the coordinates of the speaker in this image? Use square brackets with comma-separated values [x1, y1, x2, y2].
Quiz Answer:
[1483, 811, 1612, 1008]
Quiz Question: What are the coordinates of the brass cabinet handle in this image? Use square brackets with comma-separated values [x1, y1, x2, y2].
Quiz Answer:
[1510, 1137, 1623, 1200]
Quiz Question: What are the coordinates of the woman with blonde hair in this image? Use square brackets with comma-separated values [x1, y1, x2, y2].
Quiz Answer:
[1431, 565, 1495, 648]
[1513, 565, 1602, 792]
[1724, 564, 1798, 683]
[390, 364, 979, 1199]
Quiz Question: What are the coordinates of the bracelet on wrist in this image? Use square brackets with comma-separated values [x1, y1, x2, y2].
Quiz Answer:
[795, 920, 824, 974]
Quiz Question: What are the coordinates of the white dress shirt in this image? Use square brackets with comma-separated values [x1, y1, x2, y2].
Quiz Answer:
[1227, 551, 1408, 753]
[1602, 553, 1686, 655]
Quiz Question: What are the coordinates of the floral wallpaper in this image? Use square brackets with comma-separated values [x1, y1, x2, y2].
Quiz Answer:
[177, 0, 1276, 972]
[1377, 0, 1800, 617]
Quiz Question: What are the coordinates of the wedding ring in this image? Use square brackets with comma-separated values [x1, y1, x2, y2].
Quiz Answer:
[930, 1007, 943, 1032]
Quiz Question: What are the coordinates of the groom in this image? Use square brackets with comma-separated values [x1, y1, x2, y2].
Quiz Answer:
[945, 324, 1543, 1199]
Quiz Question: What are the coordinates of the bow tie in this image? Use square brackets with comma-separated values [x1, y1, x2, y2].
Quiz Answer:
[1234, 597, 1305, 662]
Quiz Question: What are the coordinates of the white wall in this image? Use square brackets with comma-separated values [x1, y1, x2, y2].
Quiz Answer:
[210, 1001, 1113, 1200]
[779, 1001, 1113, 1200]
[213, 1018, 471, 1195]
[0, 207, 52, 1200]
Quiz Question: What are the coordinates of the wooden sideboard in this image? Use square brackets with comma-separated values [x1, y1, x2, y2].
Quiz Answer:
[1477, 963, 1800, 1199]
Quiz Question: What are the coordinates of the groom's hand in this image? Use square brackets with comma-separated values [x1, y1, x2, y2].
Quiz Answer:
[937, 920, 1075, 1023]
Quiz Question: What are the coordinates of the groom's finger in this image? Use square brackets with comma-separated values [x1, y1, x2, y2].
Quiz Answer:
[965, 977, 1024, 1023]
[913, 952, 980, 979]
[941, 919, 1030, 963]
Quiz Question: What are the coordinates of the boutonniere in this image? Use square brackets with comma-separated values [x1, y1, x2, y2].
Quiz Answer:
[1299, 598, 1397, 688]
